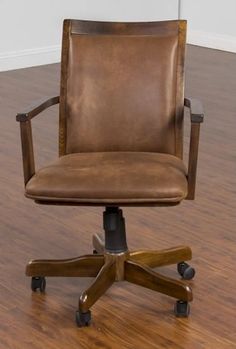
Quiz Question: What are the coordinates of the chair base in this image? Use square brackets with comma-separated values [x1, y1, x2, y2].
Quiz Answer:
[26, 207, 194, 326]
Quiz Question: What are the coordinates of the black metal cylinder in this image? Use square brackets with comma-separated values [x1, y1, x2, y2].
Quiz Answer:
[103, 207, 128, 253]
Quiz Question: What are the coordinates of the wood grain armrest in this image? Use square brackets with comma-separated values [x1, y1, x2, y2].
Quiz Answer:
[184, 97, 204, 200]
[16, 95, 60, 122]
[16, 95, 59, 185]
[184, 97, 204, 123]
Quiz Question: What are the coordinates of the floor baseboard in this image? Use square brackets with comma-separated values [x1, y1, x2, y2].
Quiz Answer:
[0, 45, 60, 72]
[187, 30, 236, 53]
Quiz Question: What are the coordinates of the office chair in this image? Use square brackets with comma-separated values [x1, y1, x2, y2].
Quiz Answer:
[16, 19, 204, 327]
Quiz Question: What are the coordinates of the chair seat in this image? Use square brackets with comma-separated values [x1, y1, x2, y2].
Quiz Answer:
[25, 152, 188, 204]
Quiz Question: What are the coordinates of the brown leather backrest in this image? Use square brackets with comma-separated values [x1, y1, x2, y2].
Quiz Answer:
[59, 20, 186, 158]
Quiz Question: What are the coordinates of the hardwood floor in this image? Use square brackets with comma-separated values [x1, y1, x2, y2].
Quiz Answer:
[0, 45, 236, 348]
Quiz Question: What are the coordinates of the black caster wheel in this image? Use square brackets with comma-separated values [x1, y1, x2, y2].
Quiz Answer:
[76, 310, 91, 327]
[174, 300, 190, 317]
[93, 249, 98, 254]
[177, 262, 195, 280]
[31, 276, 46, 292]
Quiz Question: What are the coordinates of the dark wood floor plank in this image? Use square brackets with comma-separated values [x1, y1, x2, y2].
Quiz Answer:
[0, 45, 236, 348]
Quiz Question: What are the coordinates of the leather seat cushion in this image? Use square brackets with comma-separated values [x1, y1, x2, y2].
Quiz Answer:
[25, 152, 188, 204]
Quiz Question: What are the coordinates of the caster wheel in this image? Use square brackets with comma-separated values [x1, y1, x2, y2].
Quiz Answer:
[76, 310, 91, 327]
[177, 262, 195, 280]
[174, 300, 190, 317]
[93, 249, 98, 254]
[31, 276, 46, 292]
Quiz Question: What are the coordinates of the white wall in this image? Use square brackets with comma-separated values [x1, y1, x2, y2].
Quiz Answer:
[0, 0, 178, 71]
[181, 0, 236, 52]
[1, 1, 236, 72]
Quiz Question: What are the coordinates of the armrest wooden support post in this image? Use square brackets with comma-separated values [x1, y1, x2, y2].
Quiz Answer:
[184, 97, 204, 200]
[16, 96, 60, 185]
[20, 121, 35, 185]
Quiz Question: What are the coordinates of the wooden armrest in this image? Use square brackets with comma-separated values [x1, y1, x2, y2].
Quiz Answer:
[16, 95, 59, 122]
[184, 97, 204, 123]
[184, 97, 204, 200]
[16, 95, 59, 185]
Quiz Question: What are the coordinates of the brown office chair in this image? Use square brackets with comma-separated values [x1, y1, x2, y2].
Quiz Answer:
[16, 19, 204, 327]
